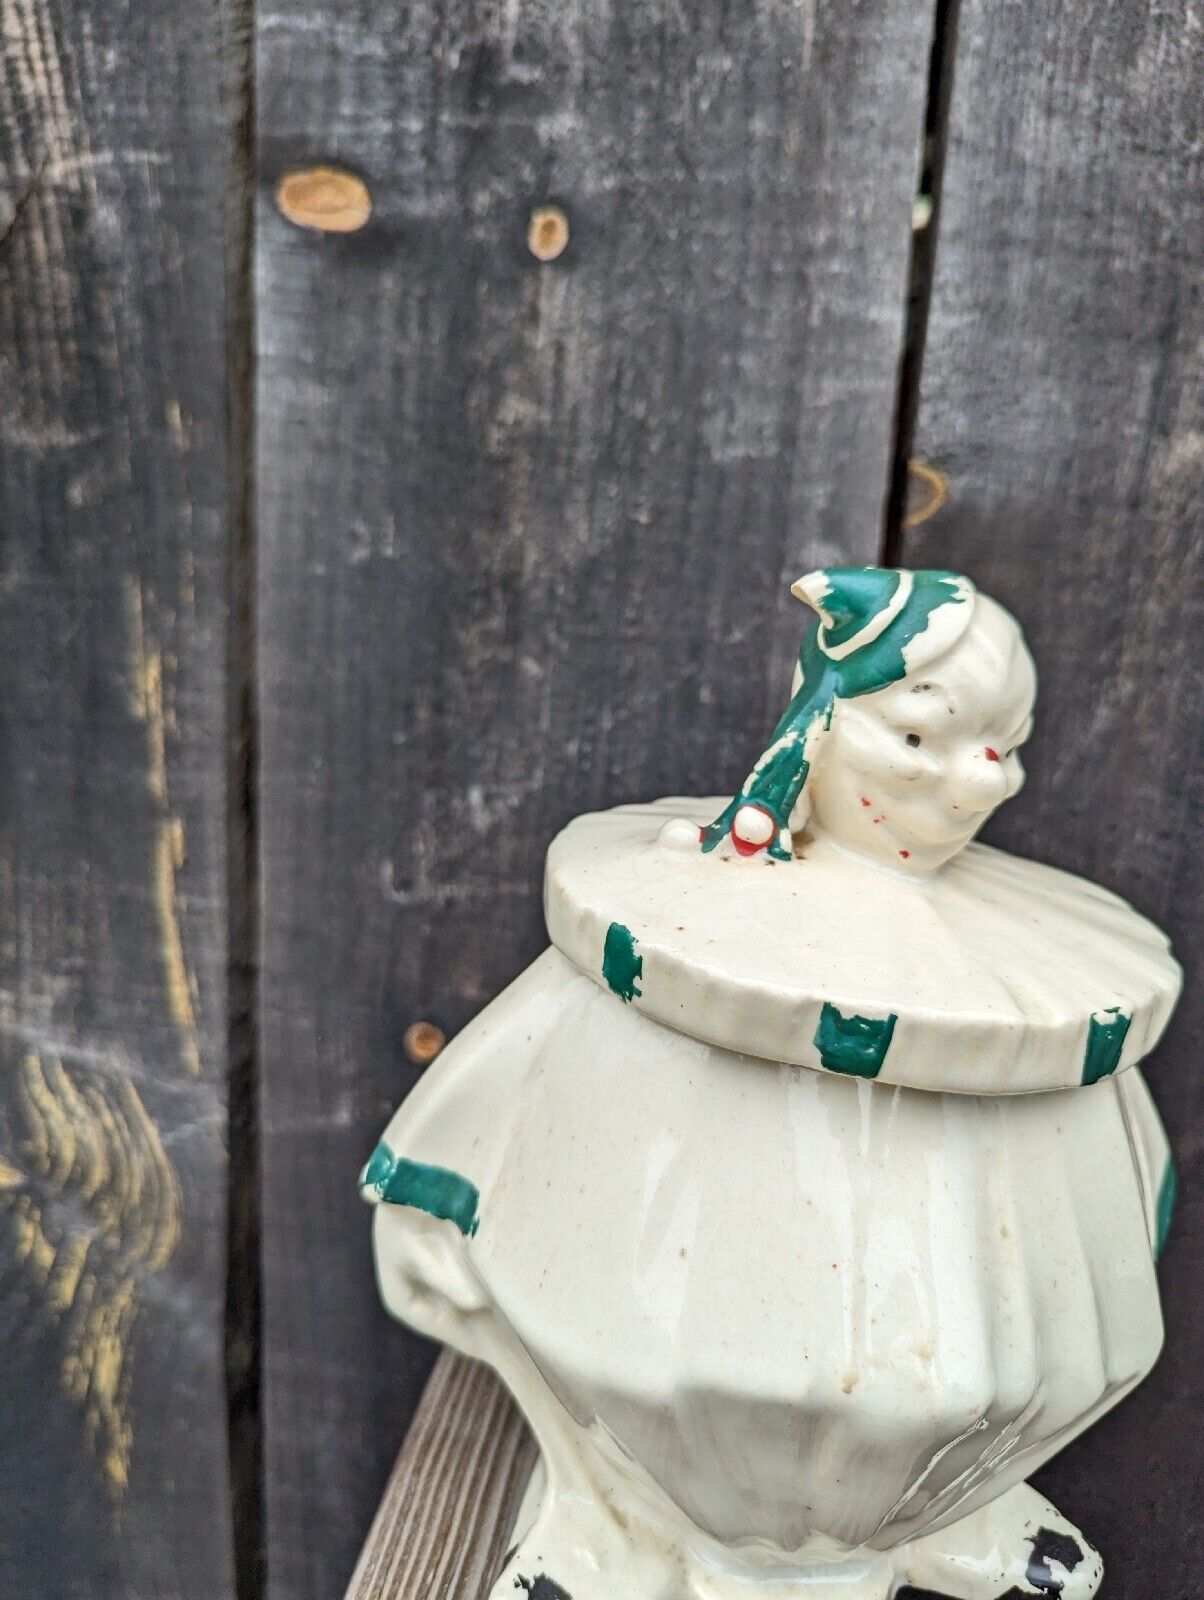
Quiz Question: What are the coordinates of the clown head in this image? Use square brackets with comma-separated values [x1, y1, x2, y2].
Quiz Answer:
[699, 568, 1036, 874]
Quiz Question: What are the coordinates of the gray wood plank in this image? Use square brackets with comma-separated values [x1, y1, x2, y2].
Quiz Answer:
[254, 0, 935, 1590]
[0, 1, 246, 1594]
[909, 1, 1203, 1592]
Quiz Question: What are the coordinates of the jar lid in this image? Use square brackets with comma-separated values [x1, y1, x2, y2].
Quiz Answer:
[545, 797, 1179, 1093]
[543, 568, 1181, 1094]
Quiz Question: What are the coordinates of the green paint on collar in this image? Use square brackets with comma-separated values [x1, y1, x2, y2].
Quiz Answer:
[1081, 1007, 1130, 1084]
[814, 1002, 897, 1078]
[602, 921, 643, 1002]
[359, 1142, 480, 1236]
[702, 570, 964, 853]
[1155, 1159, 1177, 1261]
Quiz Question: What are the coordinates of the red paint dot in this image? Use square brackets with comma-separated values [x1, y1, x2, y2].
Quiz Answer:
[899, 849, 910, 859]
[859, 796, 872, 807]
[984, 746, 1000, 762]
[873, 816, 883, 824]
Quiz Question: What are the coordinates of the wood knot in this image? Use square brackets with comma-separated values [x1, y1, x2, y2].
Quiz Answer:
[275, 166, 373, 234]
[404, 1021, 447, 1065]
[527, 204, 570, 262]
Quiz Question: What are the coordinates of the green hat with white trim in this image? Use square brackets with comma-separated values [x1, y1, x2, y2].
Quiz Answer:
[791, 566, 976, 674]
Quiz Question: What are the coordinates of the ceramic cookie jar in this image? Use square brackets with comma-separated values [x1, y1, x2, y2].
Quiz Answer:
[362, 568, 1181, 1600]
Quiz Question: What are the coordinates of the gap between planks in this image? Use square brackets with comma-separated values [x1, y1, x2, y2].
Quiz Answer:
[343, 1351, 537, 1600]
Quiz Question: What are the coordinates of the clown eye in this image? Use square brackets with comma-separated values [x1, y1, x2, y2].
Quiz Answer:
[905, 733, 922, 748]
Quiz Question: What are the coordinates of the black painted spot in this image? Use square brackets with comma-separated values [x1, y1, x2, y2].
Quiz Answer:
[1029, 1528, 1084, 1580]
[995, 1523, 1087, 1599]
[898, 1525, 1086, 1600]
[515, 1575, 572, 1600]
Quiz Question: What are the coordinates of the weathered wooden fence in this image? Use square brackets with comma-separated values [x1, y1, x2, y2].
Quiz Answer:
[0, 0, 1199, 1595]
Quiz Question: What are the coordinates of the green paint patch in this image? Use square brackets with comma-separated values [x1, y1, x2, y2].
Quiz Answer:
[814, 1003, 897, 1078]
[1081, 1007, 1130, 1085]
[602, 921, 643, 1002]
[359, 1142, 480, 1236]
[1155, 1159, 1177, 1261]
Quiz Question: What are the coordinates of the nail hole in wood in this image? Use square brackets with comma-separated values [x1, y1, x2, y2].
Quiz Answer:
[275, 167, 373, 234]
[403, 1021, 446, 1065]
[527, 204, 570, 262]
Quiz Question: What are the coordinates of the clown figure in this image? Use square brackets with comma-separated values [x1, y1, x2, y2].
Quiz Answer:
[695, 568, 1035, 872]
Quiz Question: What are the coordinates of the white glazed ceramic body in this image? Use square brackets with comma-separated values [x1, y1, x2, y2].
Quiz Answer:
[369, 948, 1172, 1600]
[364, 569, 1180, 1600]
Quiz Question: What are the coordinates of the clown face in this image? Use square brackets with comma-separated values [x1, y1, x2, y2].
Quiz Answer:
[805, 595, 1036, 874]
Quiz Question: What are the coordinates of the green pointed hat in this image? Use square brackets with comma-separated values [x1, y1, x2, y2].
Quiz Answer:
[791, 566, 974, 677]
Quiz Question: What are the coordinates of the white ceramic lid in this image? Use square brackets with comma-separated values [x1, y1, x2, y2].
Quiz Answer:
[544, 796, 1181, 1094]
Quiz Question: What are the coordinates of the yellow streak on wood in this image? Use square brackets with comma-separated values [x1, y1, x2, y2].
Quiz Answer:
[46, 1230, 90, 1317]
[16, 1052, 55, 1178]
[153, 820, 202, 1077]
[126, 578, 203, 1078]
[11, 1193, 56, 1283]
[0, 1052, 183, 1498]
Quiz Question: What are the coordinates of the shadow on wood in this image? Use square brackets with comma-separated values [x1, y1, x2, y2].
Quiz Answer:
[344, 1352, 536, 1600]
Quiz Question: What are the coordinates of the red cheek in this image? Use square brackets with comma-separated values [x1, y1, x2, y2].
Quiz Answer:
[984, 746, 1000, 762]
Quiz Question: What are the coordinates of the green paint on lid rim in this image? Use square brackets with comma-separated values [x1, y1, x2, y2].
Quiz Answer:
[602, 921, 643, 1002]
[1155, 1159, 1177, 1261]
[1081, 1007, 1130, 1085]
[814, 1003, 897, 1079]
[359, 1141, 480, 1236]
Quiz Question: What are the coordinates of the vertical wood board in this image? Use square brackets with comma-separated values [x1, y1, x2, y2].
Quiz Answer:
[0, 1, 244, 1595]
[909, 0, 1202, 1590]
[255, 0, 935, 1591]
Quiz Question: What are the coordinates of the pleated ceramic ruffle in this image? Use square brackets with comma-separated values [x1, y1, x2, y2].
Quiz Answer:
[369, 948, 1169, 1558]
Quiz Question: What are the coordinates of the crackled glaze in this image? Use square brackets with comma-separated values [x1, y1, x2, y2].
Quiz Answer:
[364, 569, 1181, 1600]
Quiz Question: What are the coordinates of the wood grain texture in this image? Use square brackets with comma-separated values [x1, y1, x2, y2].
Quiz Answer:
[343, 1351, 536, 1600]
[908, 1, 1203, 1592]
[0, 0, 245, 1594]
[254, 0, 934, 1591]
